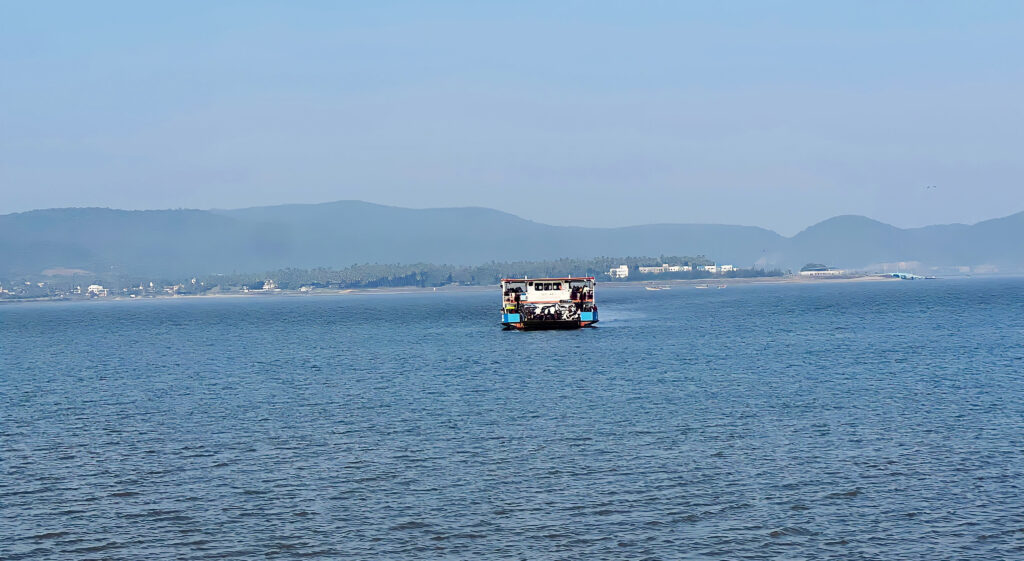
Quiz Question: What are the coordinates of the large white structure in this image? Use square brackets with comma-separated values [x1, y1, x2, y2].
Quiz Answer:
[637, 263, 692, 274]
[86, 284, 108, 297]
[693, 264, 734, 274]
[607, 265, 629, 278]
[800, 269, 844, 277]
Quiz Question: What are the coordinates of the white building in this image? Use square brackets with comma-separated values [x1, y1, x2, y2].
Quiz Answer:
[638, 263, 693, 274]
[607, 265, 629, 278]
[696, 264, 734, 274]
[800, 269, 844, 277]
[86, 284, 108, 297]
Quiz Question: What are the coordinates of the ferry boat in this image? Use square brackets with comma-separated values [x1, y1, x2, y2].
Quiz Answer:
[501, 277, 598, 330]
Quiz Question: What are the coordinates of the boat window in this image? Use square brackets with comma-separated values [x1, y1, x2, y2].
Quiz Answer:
[553, 283, 561, 290]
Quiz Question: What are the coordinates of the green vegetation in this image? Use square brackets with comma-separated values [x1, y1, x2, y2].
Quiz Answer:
[800, 263, 829, 272]
[0, 256, 784, 299]
[202, 256, 780, 290]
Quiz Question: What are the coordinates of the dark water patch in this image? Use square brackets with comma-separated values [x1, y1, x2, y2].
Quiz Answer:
[293, 549, 342, 557]
[202, 548, 262, 558]
[29, 531, 69, 540]
[1, 487, 49, 497]
[67, 541, 122, 553]
[53, 508, 88, 516]
[825, 489, 862, 499]
[121, 508, 184, 519]
[594, 508, 626, 516]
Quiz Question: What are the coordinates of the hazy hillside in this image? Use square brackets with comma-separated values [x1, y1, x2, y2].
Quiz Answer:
[1, 201, 1021, 278]
[219, 202, 786, 268]
[0, 208, 286, 276]
[789, 215, 908, 267]
[789, 212, 1024, 270]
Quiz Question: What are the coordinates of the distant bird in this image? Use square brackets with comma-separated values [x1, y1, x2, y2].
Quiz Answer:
[924, 185, 937, 190]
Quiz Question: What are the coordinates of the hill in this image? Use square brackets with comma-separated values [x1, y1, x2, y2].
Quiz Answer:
[1, 201, 1021, 278]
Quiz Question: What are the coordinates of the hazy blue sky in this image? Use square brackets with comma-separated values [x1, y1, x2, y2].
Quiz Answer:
[2, 1, 1021, 234]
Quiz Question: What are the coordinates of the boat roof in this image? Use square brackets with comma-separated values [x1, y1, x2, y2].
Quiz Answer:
[501, 277, 595, 282]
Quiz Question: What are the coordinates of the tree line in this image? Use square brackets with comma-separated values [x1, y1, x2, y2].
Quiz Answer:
[198, 256, 781, 291]
[2, 256, 784, 298]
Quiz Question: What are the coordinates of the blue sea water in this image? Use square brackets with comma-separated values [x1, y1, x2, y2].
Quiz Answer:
[2, 278, 1023, 560]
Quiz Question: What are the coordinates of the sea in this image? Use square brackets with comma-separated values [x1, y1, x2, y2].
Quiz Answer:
[2, 278, 1023, 560]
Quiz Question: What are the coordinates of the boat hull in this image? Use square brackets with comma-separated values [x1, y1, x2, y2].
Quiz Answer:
[503, 320, 598, 330]
[501, 311, 597, 330]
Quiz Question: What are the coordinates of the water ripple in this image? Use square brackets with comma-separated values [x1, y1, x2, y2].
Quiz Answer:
[1, 279, 1023, 559]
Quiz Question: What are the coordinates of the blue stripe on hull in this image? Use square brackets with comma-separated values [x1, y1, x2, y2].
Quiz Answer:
[501, 312, 597, 329]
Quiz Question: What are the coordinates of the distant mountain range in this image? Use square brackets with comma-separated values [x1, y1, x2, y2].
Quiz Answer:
[1, 201, 1022, 278]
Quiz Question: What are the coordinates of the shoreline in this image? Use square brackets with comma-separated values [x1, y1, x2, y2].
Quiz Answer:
[0, 274, 907, 305]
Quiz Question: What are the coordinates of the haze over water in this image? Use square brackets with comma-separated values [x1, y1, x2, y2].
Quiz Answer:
[2, 278, 1023, 559]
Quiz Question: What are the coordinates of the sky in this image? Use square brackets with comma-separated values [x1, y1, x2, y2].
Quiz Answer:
[1, 1, 1022, 235]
